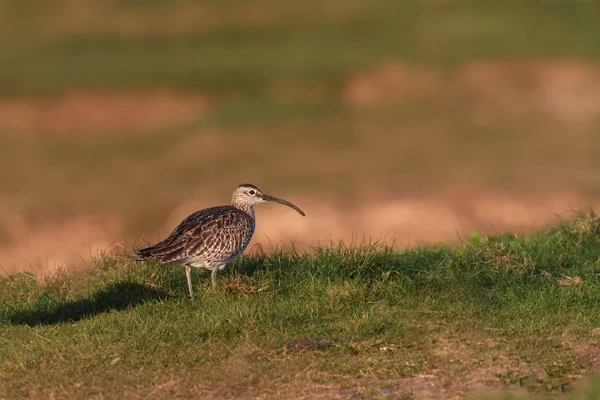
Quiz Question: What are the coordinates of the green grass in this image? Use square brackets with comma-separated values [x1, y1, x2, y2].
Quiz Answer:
[2, 212, 600, 398]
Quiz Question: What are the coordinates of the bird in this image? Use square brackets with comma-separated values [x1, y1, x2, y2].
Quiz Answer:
[135, 183, 305, 299]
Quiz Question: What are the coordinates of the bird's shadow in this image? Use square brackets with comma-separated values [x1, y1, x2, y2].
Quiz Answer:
[4, 282, 167, 327]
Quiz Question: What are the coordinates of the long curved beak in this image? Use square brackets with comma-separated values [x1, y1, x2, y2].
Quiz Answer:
[262, 194, 305, 216]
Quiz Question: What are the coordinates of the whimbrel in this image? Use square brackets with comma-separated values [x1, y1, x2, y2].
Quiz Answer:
[135, 184, 305, 299]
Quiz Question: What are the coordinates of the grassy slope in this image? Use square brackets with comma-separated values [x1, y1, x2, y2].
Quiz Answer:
[1, 213, 600, 399]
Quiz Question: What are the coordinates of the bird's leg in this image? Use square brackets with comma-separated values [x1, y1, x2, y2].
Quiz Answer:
[211, 267, 218, 289]
[185, 265, 194, 300]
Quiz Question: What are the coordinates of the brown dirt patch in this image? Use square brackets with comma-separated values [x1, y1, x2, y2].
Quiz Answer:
[461, 59, 600, 123]
[0, 91, 206, 135]
[570, 340, 600, 375]
[116, 335, 594, 399]
[343, 59, 600, 122]
[343, 62, 445, 107]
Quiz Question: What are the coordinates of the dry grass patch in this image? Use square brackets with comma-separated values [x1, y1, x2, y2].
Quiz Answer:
[343, 62, 446, 107]
[0, 91, 206, 135]
[344, 59, 600, 122]
[460, 59, 600, 123]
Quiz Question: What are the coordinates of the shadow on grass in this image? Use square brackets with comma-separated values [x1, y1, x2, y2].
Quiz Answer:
[5, 282, 167, 327]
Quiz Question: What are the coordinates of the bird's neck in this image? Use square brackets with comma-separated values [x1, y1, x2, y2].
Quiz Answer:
[232, 201, 255, 218]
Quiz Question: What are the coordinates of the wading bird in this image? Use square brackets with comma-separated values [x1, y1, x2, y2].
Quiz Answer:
[136, 184, 305, 299]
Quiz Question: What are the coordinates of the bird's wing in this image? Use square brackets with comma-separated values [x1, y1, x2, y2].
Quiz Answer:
[135, 209, 205, 262]
[186, 215, 253, 262]
[136, 206, 252, 264]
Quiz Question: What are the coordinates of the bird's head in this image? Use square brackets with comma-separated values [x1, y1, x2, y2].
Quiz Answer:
[231, 184, 305, 216]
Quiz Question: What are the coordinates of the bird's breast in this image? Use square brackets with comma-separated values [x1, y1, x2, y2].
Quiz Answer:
[215, 216, 255, 263]
[236, 219, 255, 254]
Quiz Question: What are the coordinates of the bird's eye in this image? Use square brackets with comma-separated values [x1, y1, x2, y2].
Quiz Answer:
[248, 190, 256, 195]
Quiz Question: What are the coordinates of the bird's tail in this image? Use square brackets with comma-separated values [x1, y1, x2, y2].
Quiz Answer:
[135, 246, 155, 261]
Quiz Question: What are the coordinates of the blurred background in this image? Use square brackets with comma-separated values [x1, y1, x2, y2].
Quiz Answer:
[1, 0, 599, 275]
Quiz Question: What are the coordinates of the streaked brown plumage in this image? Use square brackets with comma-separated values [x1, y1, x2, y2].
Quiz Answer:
[136, 184, 305, 299]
